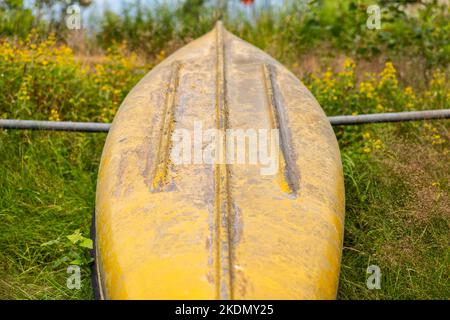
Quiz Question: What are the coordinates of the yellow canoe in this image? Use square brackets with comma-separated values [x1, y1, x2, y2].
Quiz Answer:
[94, 22, 345, 300]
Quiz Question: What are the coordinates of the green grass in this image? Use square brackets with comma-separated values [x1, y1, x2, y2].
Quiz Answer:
[338, 123, 450, 299]
[0, 130, 105, 299]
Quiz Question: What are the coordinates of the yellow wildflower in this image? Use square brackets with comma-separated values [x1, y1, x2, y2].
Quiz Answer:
[404, 86, 415, 97]
[343, 58, 355, 69]
[49, 108, 60, 121]
[359, 81, 375, 99]
[430, 69, 445, 87]
[373, 139, 383, 149]
[379, 61, 398, 88]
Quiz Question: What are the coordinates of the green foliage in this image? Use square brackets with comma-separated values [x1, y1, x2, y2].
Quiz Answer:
[1, 1, 448, 68]
[0, 33, 149, 122]
[304, 58, 449, 151]
[74, 0, 450, 68]
[96, 4, 177, 56]
[0, 0, 39, 38]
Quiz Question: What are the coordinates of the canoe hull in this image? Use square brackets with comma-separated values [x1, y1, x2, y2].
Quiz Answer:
[95, 23, 345, 299]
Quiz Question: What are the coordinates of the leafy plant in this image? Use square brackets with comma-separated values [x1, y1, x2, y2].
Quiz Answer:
[41, 229, 93, 267]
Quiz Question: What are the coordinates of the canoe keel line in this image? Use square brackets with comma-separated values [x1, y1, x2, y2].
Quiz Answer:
[214, 22, 233, 300]
[99, 22, 347, 299]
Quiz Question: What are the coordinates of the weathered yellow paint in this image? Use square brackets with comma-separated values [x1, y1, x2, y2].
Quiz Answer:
[95, 22, 345, 300]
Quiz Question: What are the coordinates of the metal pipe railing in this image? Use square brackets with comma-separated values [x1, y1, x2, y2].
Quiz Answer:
[0, 109, 449, 132]
[0, 119, 111, 132]
[328, 109, 450, 126]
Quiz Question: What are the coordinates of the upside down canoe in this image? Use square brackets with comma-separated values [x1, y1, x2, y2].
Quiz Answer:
[94, 22, 345, 300]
